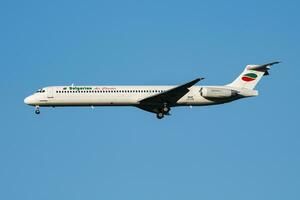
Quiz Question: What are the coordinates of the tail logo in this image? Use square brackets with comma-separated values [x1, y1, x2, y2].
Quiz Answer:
[242, 73, 257, 82]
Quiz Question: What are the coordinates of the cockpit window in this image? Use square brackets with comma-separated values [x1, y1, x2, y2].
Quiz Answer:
[36, 89, 46, 93]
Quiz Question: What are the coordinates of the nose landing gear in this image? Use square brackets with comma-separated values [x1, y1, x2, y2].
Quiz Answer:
[35, 106, 40, 115]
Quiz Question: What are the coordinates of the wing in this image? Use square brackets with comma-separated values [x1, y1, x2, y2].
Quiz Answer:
[137, 78, 203, 114]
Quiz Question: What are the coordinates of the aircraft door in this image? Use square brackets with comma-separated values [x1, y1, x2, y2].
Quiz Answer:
[47, 88, 54, 98]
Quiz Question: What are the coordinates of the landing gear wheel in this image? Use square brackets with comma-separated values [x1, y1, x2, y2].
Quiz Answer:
[162, 103, 171, 113]
[156, 113, 164, 119]
[35, 106, 40, 115]
[163, 107, 170, 113]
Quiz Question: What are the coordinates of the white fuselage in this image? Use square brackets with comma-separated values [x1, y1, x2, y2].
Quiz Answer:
[24, 85, 258, 107]
[24, 62, 277, 118]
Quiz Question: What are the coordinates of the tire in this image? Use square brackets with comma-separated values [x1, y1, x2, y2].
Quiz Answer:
[163, 107, 170, 113]
[156, 113, 164, 119]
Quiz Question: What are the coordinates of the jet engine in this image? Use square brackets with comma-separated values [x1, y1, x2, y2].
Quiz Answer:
[200, 88, 239, 98]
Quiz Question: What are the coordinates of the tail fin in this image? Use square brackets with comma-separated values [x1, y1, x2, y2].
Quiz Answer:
[227, 62, 280, 89]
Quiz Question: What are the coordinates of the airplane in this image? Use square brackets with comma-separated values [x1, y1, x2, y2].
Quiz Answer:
[24, 62, 280, 119]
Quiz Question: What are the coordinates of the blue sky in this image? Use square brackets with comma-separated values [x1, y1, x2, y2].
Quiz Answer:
[1, 0, 300, 199]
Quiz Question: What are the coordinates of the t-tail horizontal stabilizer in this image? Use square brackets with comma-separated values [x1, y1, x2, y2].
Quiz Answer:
[228, 61, 281, 89]
[247, 61, 281, 76]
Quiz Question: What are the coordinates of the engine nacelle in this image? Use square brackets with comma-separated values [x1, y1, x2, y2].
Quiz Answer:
[200, 88, 238, 98]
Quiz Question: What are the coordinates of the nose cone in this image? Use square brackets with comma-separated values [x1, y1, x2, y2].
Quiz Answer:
[24, 96, 35, 105]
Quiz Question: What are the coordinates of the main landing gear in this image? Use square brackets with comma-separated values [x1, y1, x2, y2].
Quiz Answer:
[156, 112, 164, 119]
[156, 105, 171, 119]
[35, 106, 40, 115]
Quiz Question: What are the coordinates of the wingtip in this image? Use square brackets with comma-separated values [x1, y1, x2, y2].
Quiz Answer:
[194, 78, 204, 83]
[188, 78, 204, 86]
